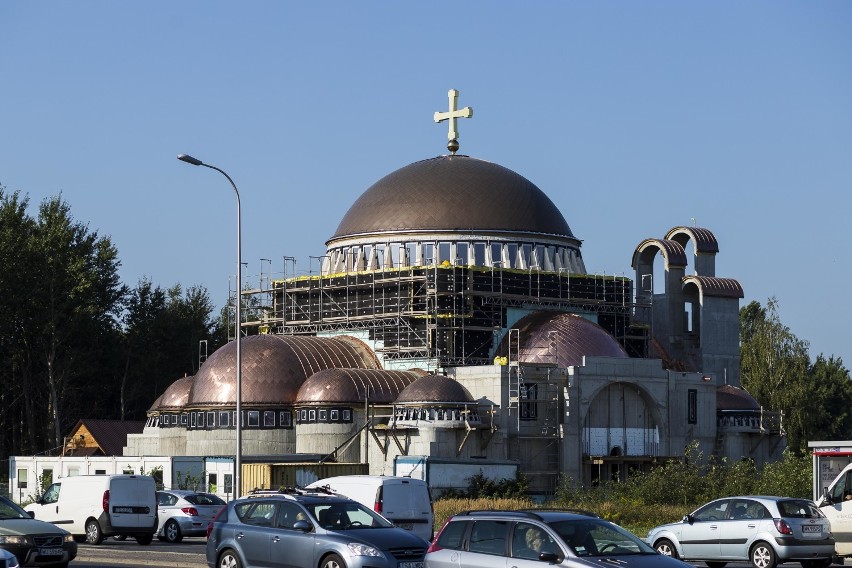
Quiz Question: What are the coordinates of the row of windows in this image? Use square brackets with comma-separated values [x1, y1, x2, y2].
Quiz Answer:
[149, 407, 357, 430]
[394, 407, 482, 422]
[326, 240, 582, 273]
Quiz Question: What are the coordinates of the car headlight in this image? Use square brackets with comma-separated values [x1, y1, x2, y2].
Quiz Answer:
[0, 536, 26, 545]
[63, 534, 74, 543]
[347, 542, 385, 558]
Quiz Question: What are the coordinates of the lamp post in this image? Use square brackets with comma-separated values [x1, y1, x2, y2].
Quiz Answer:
[177, 153, 243, 498]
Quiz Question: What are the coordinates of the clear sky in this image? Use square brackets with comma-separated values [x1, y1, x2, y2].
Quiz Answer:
[1, 2, 850, 367]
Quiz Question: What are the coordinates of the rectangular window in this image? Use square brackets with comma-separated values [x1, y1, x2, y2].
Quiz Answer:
[456, 243, 469, 265]
[247, 411, 260, 427]
[224, 474, 233, 495]
[308, 409, 316, 422]
[318, 409, 328, 422]
[520, 383, 538, 421]
[264, 411, 275, 427]
[97, 469, 108, 475]
[688, 389, 698, 424]
[219, 412, 230, 427]
[300, 409, 307, 422]
[438, 242, 452, 263]
[191, 413, 197, 428]
[279, 411, 292, 427]
[342, 409, 351, 422]
[208, 473, 218, 493]
[17, 469, 27, 489]
[181, 414, 188, 426]
[206, 411, 215, 428]
[171, 414, 178, 425]
[330, 409, 339, 421]
[232, 411, 238, 428]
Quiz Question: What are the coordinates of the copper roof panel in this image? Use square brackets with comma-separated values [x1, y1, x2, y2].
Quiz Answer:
[717, 384, 760, 410]
[329, 155, 574, 242]
[187, 334, 381, 408]
[497, 311, 628, 367]
[395, 375, 475, 404]
[665, 226, 720, 254]
[154, 375, 194, 410]
[683, 276, 744, 298]
[295, 368, 419, 405]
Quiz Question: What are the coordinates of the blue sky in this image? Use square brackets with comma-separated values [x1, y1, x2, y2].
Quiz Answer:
[1, 2, 850, 367]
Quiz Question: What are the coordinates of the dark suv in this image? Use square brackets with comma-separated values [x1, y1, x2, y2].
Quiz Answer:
[426, 510, 692, 568]
[206, 488, 428, 568]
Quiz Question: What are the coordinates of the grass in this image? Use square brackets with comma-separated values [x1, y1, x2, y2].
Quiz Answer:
[433, 497, 693, 538]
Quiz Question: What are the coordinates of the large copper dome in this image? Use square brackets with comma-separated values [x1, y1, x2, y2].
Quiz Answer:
[716, 384, 760, 411]
[153, 375, 193, 411]
[328, 155, 574, 242]
[395, 375, 475, 404]
[186, 334, 381, 408]
[496, 312, 629, 367]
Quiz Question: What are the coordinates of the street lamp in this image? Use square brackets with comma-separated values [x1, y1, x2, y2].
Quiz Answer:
[177, 153, 243, 498]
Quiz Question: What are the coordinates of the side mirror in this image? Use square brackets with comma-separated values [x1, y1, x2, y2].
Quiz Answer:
[538, 551, 560, 564]
[293, 520, 312, 532]
[682, 514, 693, 524]
[27, 511, 35, 518]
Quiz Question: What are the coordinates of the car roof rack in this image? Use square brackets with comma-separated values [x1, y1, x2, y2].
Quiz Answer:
[522, 508, 600, 518]
[246, 485, 337, 497]
[457, 510, 545, 521]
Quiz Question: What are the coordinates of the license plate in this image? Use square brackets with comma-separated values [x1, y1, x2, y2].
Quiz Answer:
[398, 563, 423, 568]
[39, 547, 63, 556]
[113, 507, 134, 513]
[803, 525, 821, 533]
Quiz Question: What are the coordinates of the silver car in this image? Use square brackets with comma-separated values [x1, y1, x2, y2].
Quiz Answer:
[647, 496, 835, 568]
[156, 490, 225, 543]
[426, 509, 692, 568]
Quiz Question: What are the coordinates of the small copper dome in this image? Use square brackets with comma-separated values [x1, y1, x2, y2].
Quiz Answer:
[295, 369, 419, 405]
[186, 334, 381, 408]
[395, 375, 475, 404]
[496, 312, 628, 367]
[717, 384, 760, 411]
[154, 375, 193, 411]
[328, 155, 574, 242]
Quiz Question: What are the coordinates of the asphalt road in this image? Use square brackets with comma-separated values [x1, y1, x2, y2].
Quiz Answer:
[73, 537, 207, 567]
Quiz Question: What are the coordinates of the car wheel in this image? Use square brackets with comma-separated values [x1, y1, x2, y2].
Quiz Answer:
[706, 562, 728, 568]
[320, 553, 347, 568]
[135, 533, 153, 545]
[164, 519, 183, 543]
[85, 519, 103, 545]
[750, 542, 777, 568]
[655, 539, 679, 558]
[218, 549, 242, 568]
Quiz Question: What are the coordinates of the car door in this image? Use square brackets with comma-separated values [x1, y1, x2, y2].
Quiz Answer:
[28, 482, 62, 524]
[509, 521, 563, 567]
[270, 502, 315, 568]
[459, 519, 509, 568]
[235, 501, 277, 568]
[156, 491, 178, 533]
[820, 469, 852, 555]
[678, 499, 730, 560]
[719, 498, 764, 560]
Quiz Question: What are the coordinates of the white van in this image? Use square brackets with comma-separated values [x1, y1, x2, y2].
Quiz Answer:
[306, 475, 434, 541]
[25, 474, 158, 545]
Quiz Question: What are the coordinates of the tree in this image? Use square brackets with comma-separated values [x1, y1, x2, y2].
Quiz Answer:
[740, 298, 811, 453]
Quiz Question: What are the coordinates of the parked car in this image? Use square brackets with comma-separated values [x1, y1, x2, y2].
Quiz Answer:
[647, 495, 835, 568]
[207, 488, 428, 568]
[0, 494, 76, 567]
[306, 475, 434, 541]
[156, 490, 225, 543]
[0, 548, 19, 568]
[426, 509, 692, 568]
[25, 474, 157, 545]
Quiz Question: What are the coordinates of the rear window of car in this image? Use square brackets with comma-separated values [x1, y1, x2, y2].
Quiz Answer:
[436, 520, 469, 550]
[186, 493, 226, 506]
[777, 500, 820, 518]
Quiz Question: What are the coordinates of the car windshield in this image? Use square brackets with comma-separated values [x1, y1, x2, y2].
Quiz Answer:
[548, 519, 656, 557]
[307, 501, 394, 530]
[0, 497, 30, 520]
[185, 493, 226, 506]
[777, 499, 821, 519]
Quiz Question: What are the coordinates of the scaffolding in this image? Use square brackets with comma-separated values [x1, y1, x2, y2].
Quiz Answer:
[240, 264, 649, 367]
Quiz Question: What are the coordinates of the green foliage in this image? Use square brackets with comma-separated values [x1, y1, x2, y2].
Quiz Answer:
[442, 471, 529, 499]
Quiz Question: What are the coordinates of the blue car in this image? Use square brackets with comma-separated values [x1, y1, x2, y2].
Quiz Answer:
[206, 488, 428, 568]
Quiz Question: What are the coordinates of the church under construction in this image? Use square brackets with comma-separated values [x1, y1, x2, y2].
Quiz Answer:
[123, 89, 785, 496]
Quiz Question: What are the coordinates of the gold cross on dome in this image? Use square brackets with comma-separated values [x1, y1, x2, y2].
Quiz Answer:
[434, 89, 473, 153]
